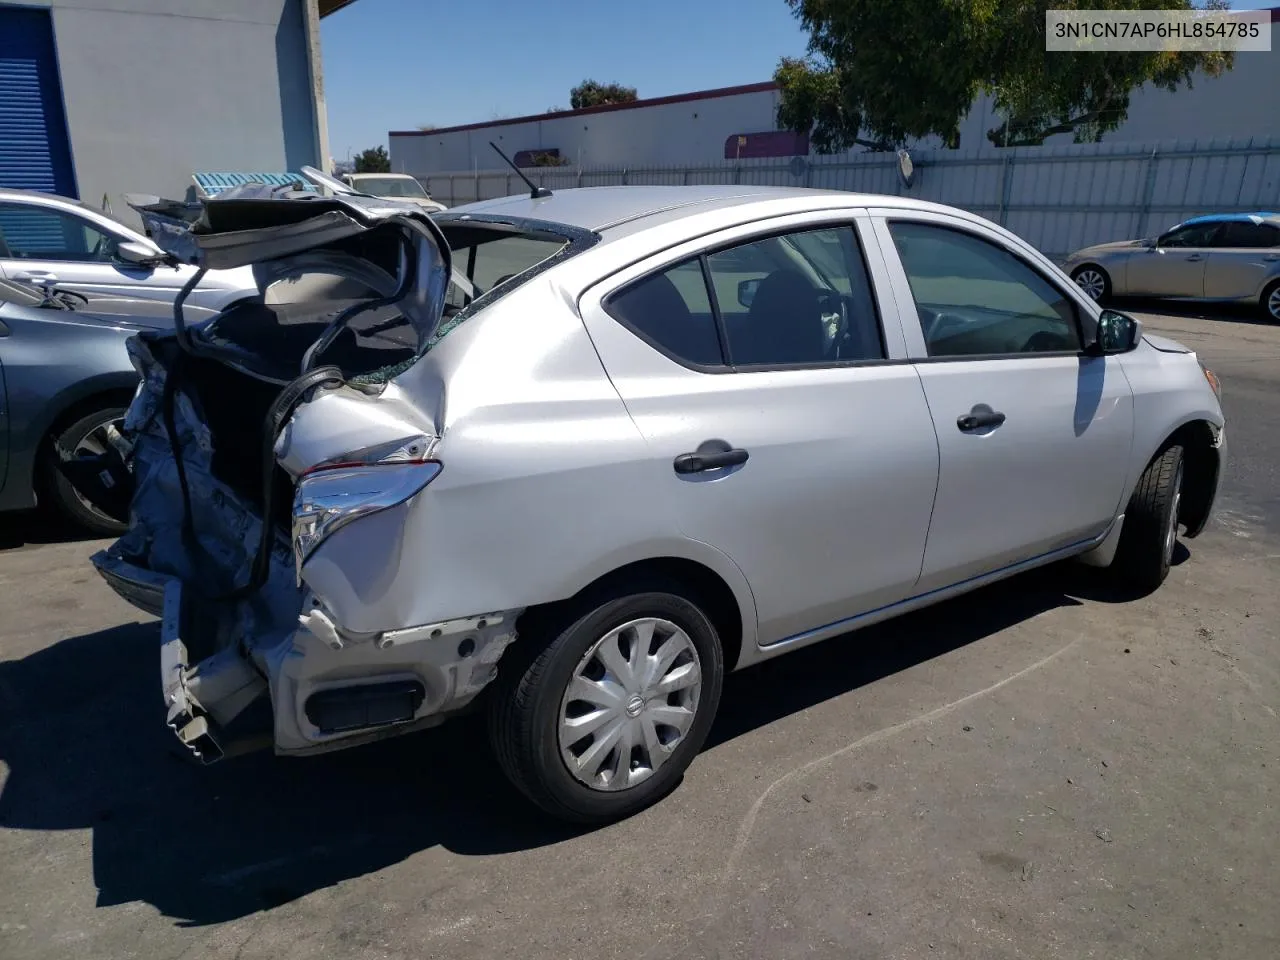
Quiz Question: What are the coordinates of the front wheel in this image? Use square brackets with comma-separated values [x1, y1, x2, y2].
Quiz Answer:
[1113, 444, 1184, 591]
[489, 584, 724, 823]
[1071, 265, 1111, 303]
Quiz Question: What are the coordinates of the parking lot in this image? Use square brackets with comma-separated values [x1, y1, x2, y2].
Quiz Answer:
[1, 306, 1277, 960]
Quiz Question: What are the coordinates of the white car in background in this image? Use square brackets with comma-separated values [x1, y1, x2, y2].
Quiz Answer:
[0, 189, 258, 320]
[340, 172, 447, 213]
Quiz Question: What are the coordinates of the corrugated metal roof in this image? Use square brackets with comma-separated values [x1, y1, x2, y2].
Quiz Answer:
[191, 172, 317, 198]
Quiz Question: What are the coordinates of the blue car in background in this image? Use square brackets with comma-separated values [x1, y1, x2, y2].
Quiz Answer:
[0, 278, 174, 535]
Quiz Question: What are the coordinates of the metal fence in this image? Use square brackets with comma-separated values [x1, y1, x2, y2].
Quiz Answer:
[416, 137, 1280, 261]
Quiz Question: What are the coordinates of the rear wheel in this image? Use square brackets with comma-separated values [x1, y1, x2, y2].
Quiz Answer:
[1113, 444, 1184, 591]
[489, 582, 724, 823]
[44, 406, 128, 537]
[1071, 265, 1111, 303]
[1262, 280, 1280, 323]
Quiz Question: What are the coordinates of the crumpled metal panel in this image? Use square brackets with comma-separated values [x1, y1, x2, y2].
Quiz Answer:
[117, 336, 302, 645]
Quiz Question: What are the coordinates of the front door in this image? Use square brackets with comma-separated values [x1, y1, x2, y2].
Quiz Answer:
[0, 200, 192, 304]
[1126, 220, 1220, 298]
[871, 213, 1134, 593]
[1204, 219, 1280, 300]
[579, 214, 940, 646]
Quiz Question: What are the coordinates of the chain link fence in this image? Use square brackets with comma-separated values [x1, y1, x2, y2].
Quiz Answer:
[415, 137, 1280, 261]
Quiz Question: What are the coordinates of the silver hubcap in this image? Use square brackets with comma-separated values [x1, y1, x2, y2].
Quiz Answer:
[1267, 286, 1280, 321]
[1165, 462, 1183, 566]
[1075, 269, 1106, 300]
[558, 617, 702, 792]
[71, 416, 125, 523]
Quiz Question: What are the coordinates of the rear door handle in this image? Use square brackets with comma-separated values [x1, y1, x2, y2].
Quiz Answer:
[674, 439, 749, 475]
[1184, 254, 1203, 262]
[13, 270, 59, 283]
[957, 408, 1006, 432]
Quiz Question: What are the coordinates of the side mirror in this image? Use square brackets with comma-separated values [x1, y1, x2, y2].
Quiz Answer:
[1139, 237, 1156, 249]
[737, 277, 761, 308]
[115, 239, 163, 265]
[1092, 308, 1142, 355]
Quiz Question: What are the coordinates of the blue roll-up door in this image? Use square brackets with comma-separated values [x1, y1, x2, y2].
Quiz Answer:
[0, 8, 77, 196]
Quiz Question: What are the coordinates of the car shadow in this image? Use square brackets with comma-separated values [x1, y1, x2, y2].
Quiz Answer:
[0, 557, 1169, 927]
[0, 509, 106, 552]
[1114, 297, 1269, 326]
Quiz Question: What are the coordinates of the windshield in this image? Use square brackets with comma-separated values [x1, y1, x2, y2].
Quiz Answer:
[353, 177, 428, 198]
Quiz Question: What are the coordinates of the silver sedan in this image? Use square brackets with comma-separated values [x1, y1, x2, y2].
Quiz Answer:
[91, 182, 1226, 823]
[1064, 213, 1280, 321]
[0, 188, 257, 318]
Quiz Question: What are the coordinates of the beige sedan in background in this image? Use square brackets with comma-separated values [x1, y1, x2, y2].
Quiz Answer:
[1064, 213, 1280, 322]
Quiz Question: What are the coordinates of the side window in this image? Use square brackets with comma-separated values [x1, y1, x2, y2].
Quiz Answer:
[0, 203, 117, 262]
[1217, 221, 1280, 248]
[1159, 222, 1220, 248]
[606, 258, 723, 367]
[705, 226, 883, 366]
[888, 221, 1081, 358]
[605, 225, 885, 369]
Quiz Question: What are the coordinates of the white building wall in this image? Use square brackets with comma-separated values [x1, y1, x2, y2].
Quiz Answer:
[392, 88, 781, 174]
[392, 47, 1280, 175]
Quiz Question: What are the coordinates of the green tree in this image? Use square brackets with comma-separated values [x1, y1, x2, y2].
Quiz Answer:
[775, 0, 1234, 151]
[354, 145, 390, 173]
[570, 79, 639, 109]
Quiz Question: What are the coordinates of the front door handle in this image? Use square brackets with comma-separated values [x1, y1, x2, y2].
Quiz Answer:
[674, 439, 749, 475]
[957, 407, 1006, 432]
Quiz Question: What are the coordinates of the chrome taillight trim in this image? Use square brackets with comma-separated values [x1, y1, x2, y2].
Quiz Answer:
[291, 461, 442, 584]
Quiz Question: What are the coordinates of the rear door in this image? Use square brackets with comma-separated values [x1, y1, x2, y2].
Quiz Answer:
[579, 211, 940, 647]
[870, 210, 1133, 593]
[1204, 220, 1280, 300]
[1126, 220, 1220, 298]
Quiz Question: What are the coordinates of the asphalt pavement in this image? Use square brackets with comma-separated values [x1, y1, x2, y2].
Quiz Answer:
[1, 307, 1277, 960]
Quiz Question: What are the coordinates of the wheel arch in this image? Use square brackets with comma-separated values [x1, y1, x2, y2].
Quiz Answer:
[1163, 419, 1221, 538]
[519, 554, 754, 673]
[1070, 261, 1112, 294]
[1125, 418, 1220, 540]
[1259, 275, 1280, 311]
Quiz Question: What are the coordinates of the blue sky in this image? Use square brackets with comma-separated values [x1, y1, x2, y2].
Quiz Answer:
[319, 0, 810, 160]
[319, 0, 1276, 162]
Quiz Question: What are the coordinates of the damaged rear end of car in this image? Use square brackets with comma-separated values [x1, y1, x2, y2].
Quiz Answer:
[88, 176, 579, 762]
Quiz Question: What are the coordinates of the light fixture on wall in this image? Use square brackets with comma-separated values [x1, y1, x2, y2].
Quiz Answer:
[897, 148, 915, 188]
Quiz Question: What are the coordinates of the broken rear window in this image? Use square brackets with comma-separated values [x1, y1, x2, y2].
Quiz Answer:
[442, 229, 567, 313]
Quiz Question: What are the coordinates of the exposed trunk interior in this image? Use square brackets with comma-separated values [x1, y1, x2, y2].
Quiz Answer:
[159, 293, 421, 533]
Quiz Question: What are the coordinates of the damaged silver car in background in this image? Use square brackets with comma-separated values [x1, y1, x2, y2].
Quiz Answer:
[87, 170, 1224, 824]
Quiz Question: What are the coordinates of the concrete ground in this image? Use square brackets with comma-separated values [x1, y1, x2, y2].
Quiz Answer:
[1, 306, 1277, 960]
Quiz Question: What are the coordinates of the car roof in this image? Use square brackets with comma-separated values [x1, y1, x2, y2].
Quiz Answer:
[1181, 212, 1280, 226]
[449, 185, 945, 234]
[0, 187, 82, 206]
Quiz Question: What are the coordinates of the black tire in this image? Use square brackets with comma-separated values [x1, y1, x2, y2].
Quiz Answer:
[1113, 444, 1184, 591]
[1261, 279, 1280, 323]
[44, 406, 128, 538]
[1071, 265, 1112, 303]
[489, 580, 725, 824]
